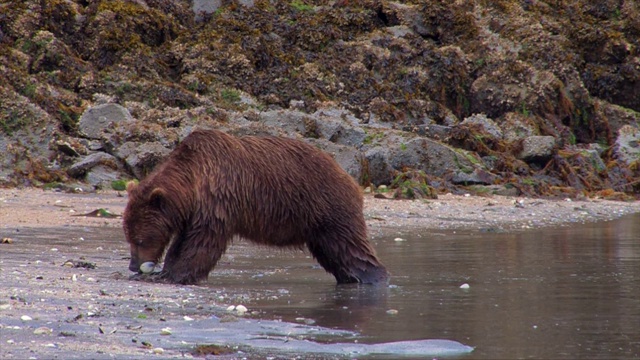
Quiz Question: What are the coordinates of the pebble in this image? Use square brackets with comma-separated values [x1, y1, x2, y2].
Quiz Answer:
[152, 347, 164, 354]
[183, 316, 194, 321]
[33, 327, 53, 335]
[393, 237, 406, 242]
[160, 327, 172, 335]
[460, 283, 470, 289]
[386, 309, 399, 315]
[20, 315, 32, 321]
[235, 305, 248, 314]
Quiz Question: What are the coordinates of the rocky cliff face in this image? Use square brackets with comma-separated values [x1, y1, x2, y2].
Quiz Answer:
[0, 0, 638, 197]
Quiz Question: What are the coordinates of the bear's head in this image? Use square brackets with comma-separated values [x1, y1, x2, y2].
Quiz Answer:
[123, 182, 173, 273]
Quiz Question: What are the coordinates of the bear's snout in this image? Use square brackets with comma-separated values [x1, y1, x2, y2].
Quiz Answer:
[129, 258, 141, 273]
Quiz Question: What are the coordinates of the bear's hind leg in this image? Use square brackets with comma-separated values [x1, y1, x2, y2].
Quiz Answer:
[306, 229, 389, 285]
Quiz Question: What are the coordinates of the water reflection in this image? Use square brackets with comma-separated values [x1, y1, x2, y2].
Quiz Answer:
[215, 214, 640, 359]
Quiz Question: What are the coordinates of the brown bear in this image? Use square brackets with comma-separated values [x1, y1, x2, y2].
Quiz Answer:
[123, 129, 389, 285]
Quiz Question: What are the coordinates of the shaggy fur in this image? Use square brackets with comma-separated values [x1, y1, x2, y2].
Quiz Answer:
[123, 129, 389, 285]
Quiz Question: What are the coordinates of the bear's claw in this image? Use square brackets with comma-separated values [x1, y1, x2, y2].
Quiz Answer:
[129, 271, 169, 283]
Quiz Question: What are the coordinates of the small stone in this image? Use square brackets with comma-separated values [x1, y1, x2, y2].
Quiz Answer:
[386, 309, 398, 315]
[183, 316, 194, 321]
[152, 347, 164, 354]
[393, 237, 406, 242]
[226, 305, 236, 312]
[1, 237, 13, 244]
[460, 283, 470, 289]
[160, 327, 172, 335]
[33, 327, 53, 335]
[235, 305, 248, 315]
[21, 315, 33, 321]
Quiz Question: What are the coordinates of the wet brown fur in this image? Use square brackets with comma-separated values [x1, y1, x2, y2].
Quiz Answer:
[123, 129, 389, 285]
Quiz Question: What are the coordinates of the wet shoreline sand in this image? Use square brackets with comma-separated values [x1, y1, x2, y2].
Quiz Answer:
[2, 187, 639, 233]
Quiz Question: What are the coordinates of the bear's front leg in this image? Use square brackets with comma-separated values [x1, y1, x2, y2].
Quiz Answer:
[161, 228, 229, 285]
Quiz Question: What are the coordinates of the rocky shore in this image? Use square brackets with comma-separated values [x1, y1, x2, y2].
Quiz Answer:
[1, 0, 640, 198]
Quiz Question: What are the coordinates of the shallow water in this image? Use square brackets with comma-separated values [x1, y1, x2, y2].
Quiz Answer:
[4, 214, 639, 358]
[209, 214, 640, 359]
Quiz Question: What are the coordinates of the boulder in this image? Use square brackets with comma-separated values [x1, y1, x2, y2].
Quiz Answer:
[612, 125, 640, 166]
[517, 136, 557, 164]
[67, 152, 118, 178]
[78, 103, 134, 140]
[461, 114, 502, 140]
[363, 131, 477, 186]
[85, 165, 122, 189]
[115, 142, 171, 179]
[500, 112, 538, 143]
[307, 139, 366, 184]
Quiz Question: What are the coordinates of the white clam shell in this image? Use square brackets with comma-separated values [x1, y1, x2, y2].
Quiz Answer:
[139, 262, 157, 274]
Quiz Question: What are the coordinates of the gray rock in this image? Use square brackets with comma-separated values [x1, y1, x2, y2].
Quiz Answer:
[86, 165, 122, 189]
[118, 142, 171, 179]
[461, 114, 502, 139]
[307, 139, 366, 183]
[518, 136, 557, 163]
[258, 110, 309, 137]
[612, 125, 640, 166]
[314, 110, 366, 146]
[78, 103, 133, 139]
[192, 0, 221, 20]
[365, 146, 394, 186]
[500, 112, 537, 143]
[594, 99, 640, 136]
[67, 152, 118, 178]
[451, 168, 499, 185]
[364, 133, 477, 186]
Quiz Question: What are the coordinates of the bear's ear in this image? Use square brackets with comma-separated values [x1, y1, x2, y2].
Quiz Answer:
[149, 187, 166, 207]
[126, 181, 138, 193]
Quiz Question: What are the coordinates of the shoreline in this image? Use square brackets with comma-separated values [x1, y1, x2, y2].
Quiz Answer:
[1, 187, 639, 234]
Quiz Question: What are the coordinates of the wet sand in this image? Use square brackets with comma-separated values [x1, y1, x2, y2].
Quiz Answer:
[2, 187, 639, 231]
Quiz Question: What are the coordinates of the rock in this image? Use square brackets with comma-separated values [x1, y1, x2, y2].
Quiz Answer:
[85, 165, 122, 189]
[116, 142, 171, 179]
[313, 108, 367, 147]
[307, 139, 366, 184]
[33, 327, 53, 335]
[517, 136, 557, 164]
[593, 99, 640, 136]
[192, 0, 222, 21]
[365, 133, 477, 186]
[461, 114, 502, 140]
[451, 168, 499, 185]
[500, 112, 538, 143]
[257, 110, 310, 137]
[612, 125, 640, 167]
[78, 103, 134, 140]
[67, 152, 118, 178]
